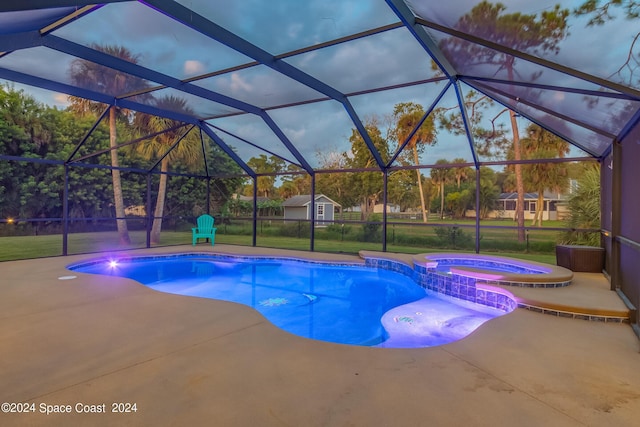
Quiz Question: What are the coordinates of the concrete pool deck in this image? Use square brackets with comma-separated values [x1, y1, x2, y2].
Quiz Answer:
[1, 245, 639, 426]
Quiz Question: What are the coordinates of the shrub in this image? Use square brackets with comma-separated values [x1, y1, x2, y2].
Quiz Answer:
[560, 165, 601, 246]
[267, 222, 310, 238]
[434, 226, 473, 249]
[392, 233, 441, 247]
[321, 223, 352, 240]
[361, 214, 382, 242]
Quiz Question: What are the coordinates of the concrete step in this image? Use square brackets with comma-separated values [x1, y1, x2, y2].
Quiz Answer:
[500, 272, 630, 322]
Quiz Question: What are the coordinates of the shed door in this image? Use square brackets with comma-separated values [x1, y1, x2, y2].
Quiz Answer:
[317, 203, 324, 222]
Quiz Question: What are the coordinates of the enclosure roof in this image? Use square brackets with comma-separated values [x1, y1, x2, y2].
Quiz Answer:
[1, 0, 639, 175]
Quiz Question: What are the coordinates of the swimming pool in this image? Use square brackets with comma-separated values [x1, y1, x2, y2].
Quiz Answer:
[68, 254, 508, 348]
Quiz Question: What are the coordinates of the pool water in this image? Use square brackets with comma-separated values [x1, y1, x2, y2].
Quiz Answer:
[434, 260, 546, 275]
[70, 255, 506, 348]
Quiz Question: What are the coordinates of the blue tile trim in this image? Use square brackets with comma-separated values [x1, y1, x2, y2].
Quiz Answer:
[363, 255, 623, 321]
[68, 253, 366, 271]
[364, 256, 516, 314]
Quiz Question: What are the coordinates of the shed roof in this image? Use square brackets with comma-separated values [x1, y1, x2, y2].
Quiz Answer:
[282, 195, 341, 207]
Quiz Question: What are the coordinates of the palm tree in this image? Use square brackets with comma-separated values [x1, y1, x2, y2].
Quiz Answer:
[475, 167, 499, 219]
[521, 125, 570, 226]
[392, 103, 437, 223]
[431, 159, 451, 220]
[561, 164, 601, 246]
[134, 95, 201, 244]
[69, 45, 150, 245]
[451, 157, 472, 188]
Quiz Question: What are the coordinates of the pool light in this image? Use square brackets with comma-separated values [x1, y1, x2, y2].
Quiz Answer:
[109, 260, 118, 268]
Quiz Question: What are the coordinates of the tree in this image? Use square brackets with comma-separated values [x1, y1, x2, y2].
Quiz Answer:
[278, 165, 309, 199]
[246, 155, 285, 198]
[430, 159, 452, 219]
[474, 167, 500, 219]
[134, 95, 201, 244]
[440, 1, 570, 240]
[387, 169, 421, 212]
[344, 119, 389, 219]
[445, 189, 472, 218]
[391, 102, 437, 222]
[439, 91, 506, 158]
[0, 85, 46, 218]
[520, 124, 570, 226]
[561, 164, 601, 246]
[575, 0, 640, 86]
[68, 45, 150, 245]
[49, 107, 120, 225]
[0, 84, 125, 230]
[451, 157, 473, 188]
[316, 154, 356, 213]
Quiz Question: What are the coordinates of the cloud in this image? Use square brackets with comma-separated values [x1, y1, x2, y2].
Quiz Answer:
[53, 93, 70, 107]
[229, 73, 253, 93]
[183, 60, 205, 76]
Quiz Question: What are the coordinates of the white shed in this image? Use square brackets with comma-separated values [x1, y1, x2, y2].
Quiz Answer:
[282, 194, 341, 225]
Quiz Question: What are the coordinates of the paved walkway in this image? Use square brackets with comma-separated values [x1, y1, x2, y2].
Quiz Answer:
[1, 245, 639, 426]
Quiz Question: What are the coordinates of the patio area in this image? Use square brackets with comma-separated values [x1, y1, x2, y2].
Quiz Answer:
[1, 245, 638, 426]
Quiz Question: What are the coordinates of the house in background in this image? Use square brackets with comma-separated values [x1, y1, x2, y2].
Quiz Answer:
[373, 203, 401, 213]
[491, 192, 568, 221]
[282, 194, 341, 225]
[125, 205, 146, 216]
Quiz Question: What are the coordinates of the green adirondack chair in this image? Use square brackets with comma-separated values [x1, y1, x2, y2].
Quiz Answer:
[192, 214, 217, 246]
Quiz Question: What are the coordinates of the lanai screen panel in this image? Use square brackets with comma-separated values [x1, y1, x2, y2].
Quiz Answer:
[269, 99, 367, 170]
[284, 27, 440, 94]
[124, 87, 244, 120]
[0, 46, 154, 97]
[206, 114, 305, 167]
[50, 2, 254, 80]
[349, 81, 474, 167]
[0, 7, 77, 33]
[2, 0, 639, 168]
[407, 0, 640, 89]
[466, 79, 640, 142]
[194, 65, 325, 109]
[175, 0, 400, 55]
[478, 86, 613, 158]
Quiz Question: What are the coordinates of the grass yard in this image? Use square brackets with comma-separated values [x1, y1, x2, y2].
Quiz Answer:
[0, 226, 558, 265]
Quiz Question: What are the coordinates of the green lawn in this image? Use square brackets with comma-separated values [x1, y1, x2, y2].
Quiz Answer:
[0, 229, 557, 265]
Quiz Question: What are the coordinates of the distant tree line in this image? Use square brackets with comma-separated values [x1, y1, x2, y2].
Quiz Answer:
[0, 84, 242, 238]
